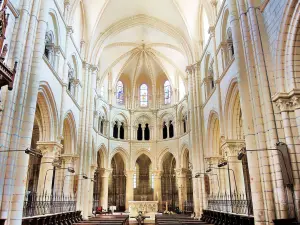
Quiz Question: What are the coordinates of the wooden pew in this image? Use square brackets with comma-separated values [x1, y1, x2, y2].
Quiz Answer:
[155, 214, 210, 225]
[73, 215, 128, 225]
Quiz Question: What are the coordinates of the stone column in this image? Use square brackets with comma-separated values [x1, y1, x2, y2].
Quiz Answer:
[153, 171, 162, 209]
[61, 154, 78, 197]
[125, 170, 135, 210]
[166, 122, 169, 139]
[205, 157, 223, 195]
[133, 126, 137, 140]
[117, 123, 121, 139]
[89, 164, 97, 216]
[192, 170, 200, 217]
[54, 47, 61, 73]
[80, 40, 86, 57]
[99, 168, 111, 210]
[222, 140, 246, 194]
[149, 126, 153, 140]
[36, 142, 62, 196]
[176, 169, 187, 211]
[277, 96, 300, 219]
[142, 124, 145, 140]
[63, 0, 70, 20]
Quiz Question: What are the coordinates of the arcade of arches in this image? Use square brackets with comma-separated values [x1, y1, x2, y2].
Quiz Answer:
[0, 0, 299, 225]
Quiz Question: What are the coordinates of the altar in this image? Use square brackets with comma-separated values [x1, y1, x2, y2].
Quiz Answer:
[128, 201, 158, 222]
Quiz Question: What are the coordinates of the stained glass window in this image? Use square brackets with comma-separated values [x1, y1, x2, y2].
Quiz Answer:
[140, 84, 148, 107]
[164, 80, 171, 104]
[116, 81, 124, 104]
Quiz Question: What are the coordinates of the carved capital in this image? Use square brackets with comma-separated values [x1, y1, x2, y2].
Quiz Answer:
[291, 96, 300, 110]
[91, 65, 99, 73]
[275, 98, 293, 112]
[221, 139, 245, 157]
[272, 90, 300, 111]
[152, 170, 163, 178]
[204, 156, 223, 167]
[186, 65, 195, 75]
[175, 168, 188, 177]
[90, 163, 98, 174]
[61, 154, 78, 164]
[66, 26, 74, 36]
[64, 0, 71, 6]
[125, 170, 136, 178]
[36, 141, 63, 158]
[99, 168, 112, 178]
[209, 26, 215, 36]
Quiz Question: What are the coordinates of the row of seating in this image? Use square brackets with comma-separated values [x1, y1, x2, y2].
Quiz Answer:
[200, 210, 254, 225]
[73, 215, 129, 225]
[22, 211, 82, 225]
[155, 214, 211, 225]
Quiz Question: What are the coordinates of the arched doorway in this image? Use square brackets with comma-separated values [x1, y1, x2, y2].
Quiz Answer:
[108, 153, 126, 211]
[134, 154, 153, 201]
[161, 152, 178, 211]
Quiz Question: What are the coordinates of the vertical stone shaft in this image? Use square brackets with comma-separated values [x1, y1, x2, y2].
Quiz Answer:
[125, 170, 134, 210]
[76, 63, 90, 211]
[228, 0, 268, 223]
[2, 1, 51, 224]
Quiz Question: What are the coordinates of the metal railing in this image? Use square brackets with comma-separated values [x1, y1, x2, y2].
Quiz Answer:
[23, 192, 76, 217]
[183, 201, 194, 213]
[207, 192, 253, 215]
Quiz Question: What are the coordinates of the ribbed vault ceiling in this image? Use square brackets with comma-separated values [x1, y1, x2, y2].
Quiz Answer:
[71, 0, 214, 92]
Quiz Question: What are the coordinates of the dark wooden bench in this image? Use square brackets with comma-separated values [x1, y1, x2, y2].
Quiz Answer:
[74, 215, 129, 225]
[155, 214, 210, 225]
[22, 211, 82, 225]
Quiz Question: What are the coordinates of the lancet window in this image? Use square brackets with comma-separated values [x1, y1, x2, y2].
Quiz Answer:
[183, 115, 188, 134]
[164, 80, 171, 105]
[113, 121, 125, 140]
[98, 116, 105, 135]
[68, 68, 76, 96]
[44, 31, 55, 66]
[137, 123, 150, 141]
[162, 121, 175, 139]
[116, 81, 124, 104]
[140, 84, 148, 107]
[227, 28, 234, 60]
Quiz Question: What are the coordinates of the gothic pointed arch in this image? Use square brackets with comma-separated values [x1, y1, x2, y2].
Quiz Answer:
[62, 111, 77, 154]
[206, 111, 221, 156]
